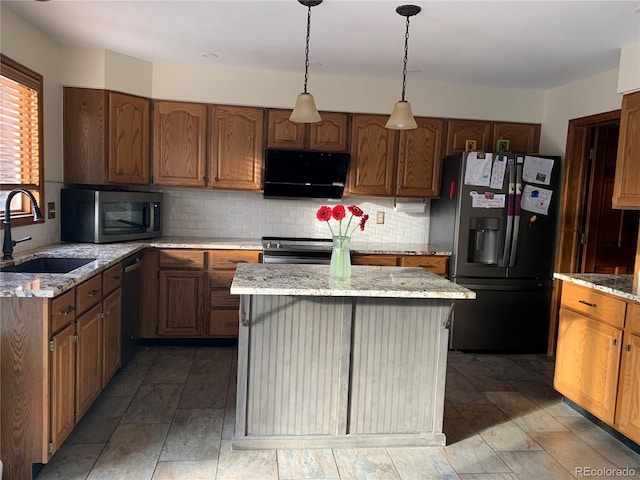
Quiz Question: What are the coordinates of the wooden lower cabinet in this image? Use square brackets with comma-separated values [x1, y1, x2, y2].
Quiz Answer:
[351, 253, 449, 277]
[554, 308, 622, 424]
[616, 333, 640, 442]
[75, 304, 104, 421]
[50, 323, 76, 452]
[555, 282, 640, 445]
[102, 289, 122, 387]
[158, 270, 206, 336]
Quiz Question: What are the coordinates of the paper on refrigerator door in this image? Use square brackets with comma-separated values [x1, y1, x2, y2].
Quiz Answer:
[523, 156, 554, 185]
[521, 184, 553, 215]
[490, 154, 507, 189]
[464, 152, 492, 186]
[470, 191, 506, 208]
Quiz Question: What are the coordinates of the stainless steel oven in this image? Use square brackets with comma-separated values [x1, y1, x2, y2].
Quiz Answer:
[61, 188, 163, 243]
[261, 237, 332, 264]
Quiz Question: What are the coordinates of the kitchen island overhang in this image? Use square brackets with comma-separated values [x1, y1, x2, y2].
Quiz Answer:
[230, 263, 475, 449]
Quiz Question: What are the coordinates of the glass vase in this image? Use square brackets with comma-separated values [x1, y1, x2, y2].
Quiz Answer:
[329, 235, 351, 279]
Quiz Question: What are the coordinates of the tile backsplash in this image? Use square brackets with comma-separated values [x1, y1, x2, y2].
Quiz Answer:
[162, 188, 430, 245]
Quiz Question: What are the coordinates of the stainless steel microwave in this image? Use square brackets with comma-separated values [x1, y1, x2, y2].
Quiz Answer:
[61, 188, 163, 243]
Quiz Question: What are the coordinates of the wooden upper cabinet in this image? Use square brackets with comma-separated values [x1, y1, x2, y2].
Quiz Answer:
[492, 122, 540, 153]
[309, 112, 350, 152]
[152, 100, 207, 187]
[396, 117, 444, 197]
[210, 105, 264, 190]
[108, 92, 151, 184]
[444, 119, 540, 156]
[348, 114, 398, 196]
[63, 88, 108, 184]
[613, 91, 640, 209]
[445, 119, 492, 156]
[267, 109, 349, 152]
[267, 109, 306, 150]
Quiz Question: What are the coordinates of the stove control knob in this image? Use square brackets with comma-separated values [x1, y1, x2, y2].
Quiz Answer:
[276, 242, 282, 249]
[266, 241, 271, 248]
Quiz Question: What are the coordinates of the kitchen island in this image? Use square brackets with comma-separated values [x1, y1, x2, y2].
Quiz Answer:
[229, 263, 475, 449]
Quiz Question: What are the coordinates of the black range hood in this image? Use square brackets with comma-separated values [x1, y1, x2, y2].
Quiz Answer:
[263, 149, 350, 200]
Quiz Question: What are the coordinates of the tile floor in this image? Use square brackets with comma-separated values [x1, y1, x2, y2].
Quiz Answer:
[35, 346, 640, 480]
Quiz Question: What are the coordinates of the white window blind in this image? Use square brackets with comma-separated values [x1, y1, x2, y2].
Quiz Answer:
[0, 71, 40, 185]
[0, 55, 43, 218]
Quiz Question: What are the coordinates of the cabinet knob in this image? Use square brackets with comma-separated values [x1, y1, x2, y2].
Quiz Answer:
[578, 299, 597, 308]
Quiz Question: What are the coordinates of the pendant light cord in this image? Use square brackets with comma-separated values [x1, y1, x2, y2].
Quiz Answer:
[303, 5, 312, 94]
[401, 15, 410, 102]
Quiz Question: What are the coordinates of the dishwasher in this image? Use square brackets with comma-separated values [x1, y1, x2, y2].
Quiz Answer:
[121, 254, 143, 365]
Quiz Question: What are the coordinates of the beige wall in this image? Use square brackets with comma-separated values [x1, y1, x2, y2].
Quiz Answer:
[1, 6, 63, 183]
[151, 62, 545, 123]
[541, 69, 622, 155]
[618, 42, 640, 94]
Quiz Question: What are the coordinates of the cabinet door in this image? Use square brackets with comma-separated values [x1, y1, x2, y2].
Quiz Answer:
[351, 254, 399, 266]
[492, 122, 540, 153]
[396, 117, 444, 197]
[108, 92, 151, 184]
[554, 308, 622, 424]
[348, 114, 397, 196]
[75, 304, 103, 422]
[616, 333, 640, 444]
[309, 112, 349, 152]
[613, 91, 640, 209]
[266, 109, 305, 150]
[210, 105, 264, 190]
[63, 87, 107, 184]
[158, 270, 205, 336]
[444, 119, 492, 156]
[50, 323, 76, 454]
[153, 101, 207, 187]
[102, 289, 122, 388]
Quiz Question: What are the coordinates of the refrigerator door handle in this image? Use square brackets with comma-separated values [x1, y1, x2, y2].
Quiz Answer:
[509, 163, 523, 267]
[500, 160, 515, 267]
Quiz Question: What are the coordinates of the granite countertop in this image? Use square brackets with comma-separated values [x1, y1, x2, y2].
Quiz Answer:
[230, 263, 475, 299]
[554, 273, 639, 303]
[0, 237, 451, 298]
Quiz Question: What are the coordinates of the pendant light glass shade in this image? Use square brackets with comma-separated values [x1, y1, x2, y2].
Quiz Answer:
[385, 100, 418, 129]
[290, 0, 322, 124]
[386, 5, 421, 130]
[290, 92, 322, 123]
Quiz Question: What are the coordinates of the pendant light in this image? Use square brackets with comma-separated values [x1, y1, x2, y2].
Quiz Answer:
[386, 4, 421, 130]
[290, 0, 322, 123]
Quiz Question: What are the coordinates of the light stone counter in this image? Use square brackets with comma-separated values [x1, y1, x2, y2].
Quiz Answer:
[554, 273, 639, 303]
[231, 263, 474, 299]
[350, 241, 451, 256]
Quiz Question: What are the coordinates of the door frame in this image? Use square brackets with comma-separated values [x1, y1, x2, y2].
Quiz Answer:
[549, 109, 621, 354]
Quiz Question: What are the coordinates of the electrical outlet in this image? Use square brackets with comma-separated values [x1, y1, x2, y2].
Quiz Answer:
[47, 202, 56, 219]
[376, 211, 385, 224]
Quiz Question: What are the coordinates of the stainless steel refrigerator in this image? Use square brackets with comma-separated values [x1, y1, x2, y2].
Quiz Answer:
[430, 152, 561, 352]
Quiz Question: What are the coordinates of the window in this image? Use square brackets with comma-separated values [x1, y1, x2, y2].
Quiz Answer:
[0, 54, 44, 226]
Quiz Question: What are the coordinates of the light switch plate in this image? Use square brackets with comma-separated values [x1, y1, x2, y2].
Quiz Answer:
[376, 211, 384, 224]
[47, 202, 55, 219]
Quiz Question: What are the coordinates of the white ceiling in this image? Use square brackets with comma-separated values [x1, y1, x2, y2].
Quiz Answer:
[6, 0, 640, 90]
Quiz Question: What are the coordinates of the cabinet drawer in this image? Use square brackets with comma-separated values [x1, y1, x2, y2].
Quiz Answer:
[159, 250, 206, 269]
[351, 254, 399, 266]
[209, 269, 236, 288]
[209, 250, 261, 268]
[399, 255, 448, 275]
[102, 263, 122, 295]
[209, 309, 239, 337]
[76, 274, 102, 314]
[210, 289, 240, 308]
[629, 303, 640, 335]
[50, 289, 76, 333]
[561, 283, 626, 329]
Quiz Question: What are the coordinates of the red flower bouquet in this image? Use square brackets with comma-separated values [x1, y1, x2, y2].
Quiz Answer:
[316, 205, 369, 237]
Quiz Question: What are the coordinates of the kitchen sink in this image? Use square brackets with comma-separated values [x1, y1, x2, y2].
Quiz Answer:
[0, 257, 96, 274]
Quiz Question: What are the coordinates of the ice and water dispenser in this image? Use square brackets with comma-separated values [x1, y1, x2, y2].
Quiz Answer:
[468, 217, 500, 265]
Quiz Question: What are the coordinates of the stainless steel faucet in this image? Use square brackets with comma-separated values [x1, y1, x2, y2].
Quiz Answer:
[3, 189, 43, 260]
